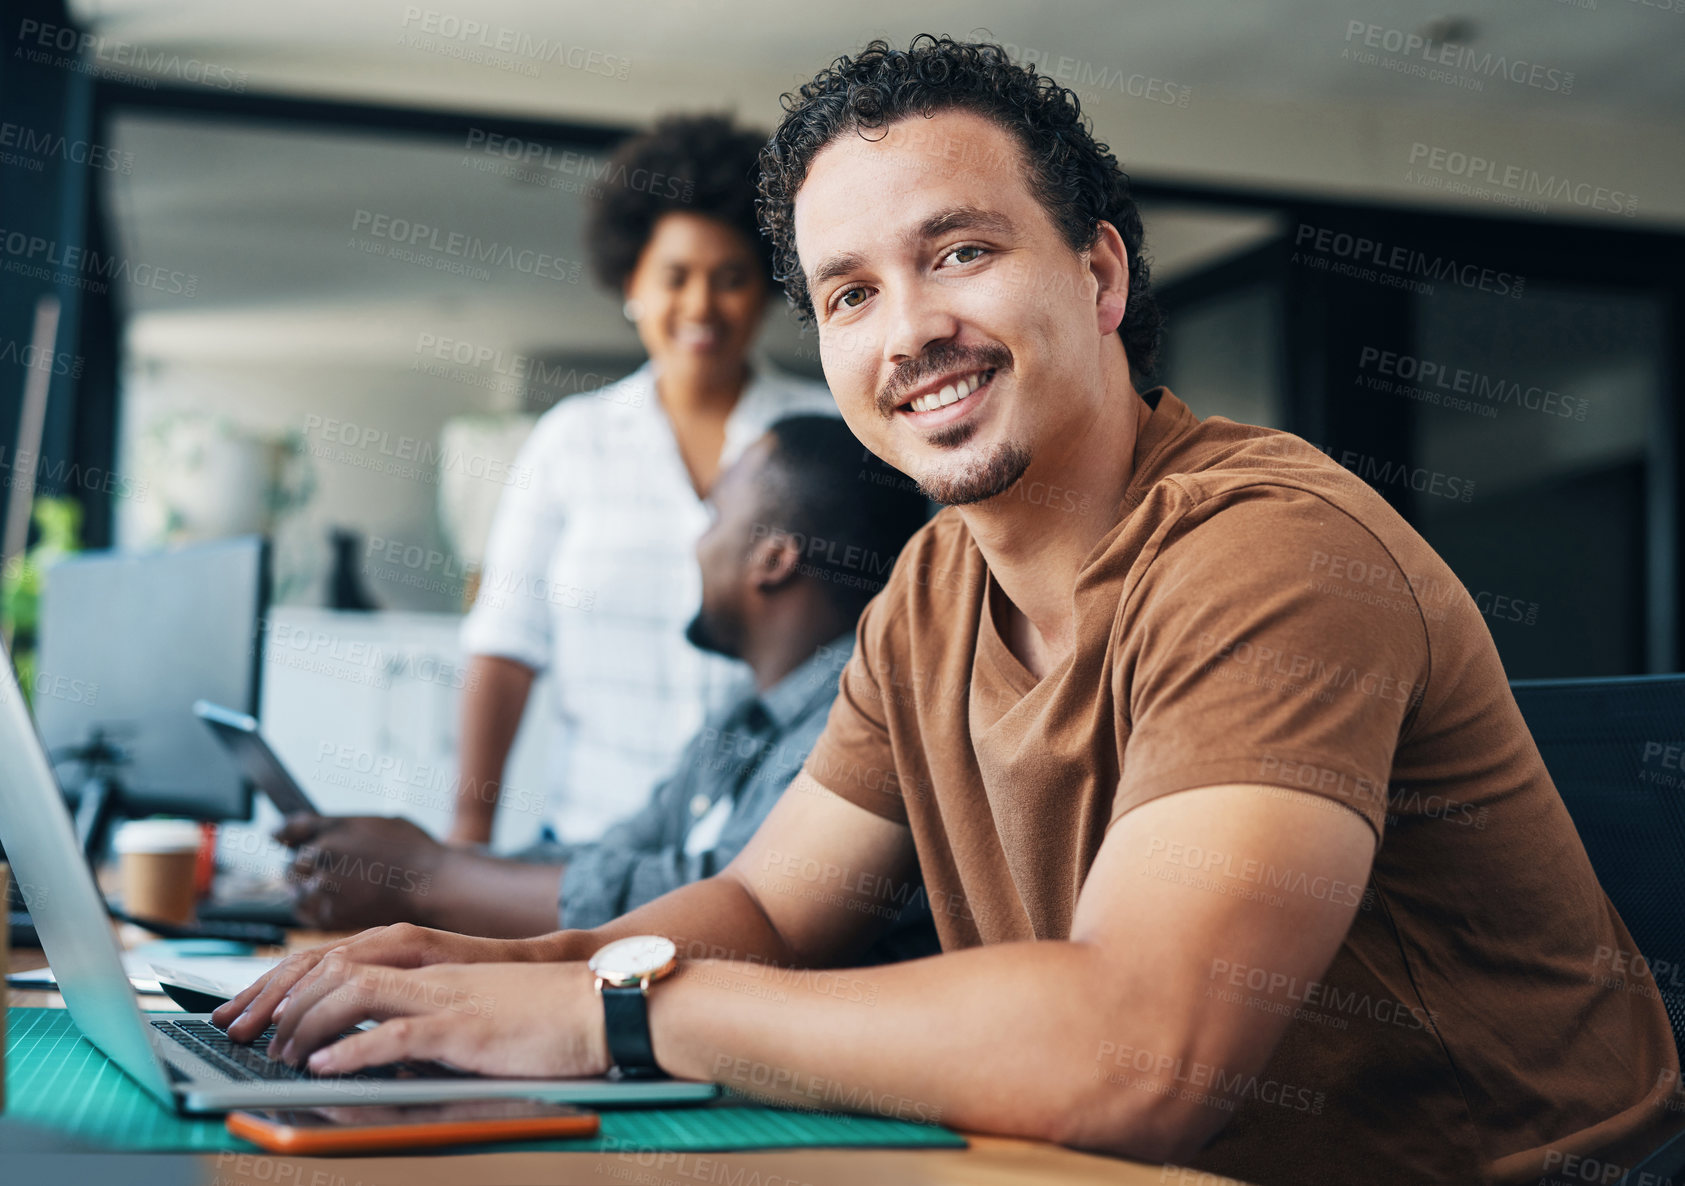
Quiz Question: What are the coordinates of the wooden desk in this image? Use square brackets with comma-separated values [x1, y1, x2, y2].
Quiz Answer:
[7, 928, 1204, 1185]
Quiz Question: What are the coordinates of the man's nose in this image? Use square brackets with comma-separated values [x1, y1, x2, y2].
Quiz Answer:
[882, 282, 960, 364]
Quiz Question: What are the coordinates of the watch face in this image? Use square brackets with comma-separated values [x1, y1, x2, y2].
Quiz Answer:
[589, 935, 678, 982]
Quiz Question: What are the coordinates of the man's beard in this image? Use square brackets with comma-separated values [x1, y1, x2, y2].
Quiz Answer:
[685, 608, 736, 659]
[878, 341, 1025, 505]
[915, 435, 1034, 506]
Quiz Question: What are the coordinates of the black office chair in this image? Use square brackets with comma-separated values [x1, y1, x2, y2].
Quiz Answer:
[1510, 675, 1685, 1183]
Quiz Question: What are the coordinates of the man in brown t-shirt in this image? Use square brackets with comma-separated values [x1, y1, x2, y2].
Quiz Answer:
[218, 36, 1679, 1186]
[801, 386, 1679, 1181]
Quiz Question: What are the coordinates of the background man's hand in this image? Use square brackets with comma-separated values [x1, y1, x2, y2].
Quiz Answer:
[277, 813, 448, 930]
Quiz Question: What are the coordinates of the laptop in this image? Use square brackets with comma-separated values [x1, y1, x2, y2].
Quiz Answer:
[0, 641, 718, 1112]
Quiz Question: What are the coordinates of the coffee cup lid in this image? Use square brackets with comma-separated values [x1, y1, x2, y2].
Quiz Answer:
[113, 818, 203, 854]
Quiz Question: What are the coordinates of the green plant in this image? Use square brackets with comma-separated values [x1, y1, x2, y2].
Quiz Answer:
[1, 496, 83, 705]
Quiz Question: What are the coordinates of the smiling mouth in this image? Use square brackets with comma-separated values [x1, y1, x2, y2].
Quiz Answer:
[674, 324, 722, 350]
[898, 368, 997, 415]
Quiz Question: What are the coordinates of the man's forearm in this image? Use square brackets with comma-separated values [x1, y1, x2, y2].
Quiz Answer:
[534, 870, 807, 968]
[527, 782, 1365, 1162]
[529, 782, 920, 969]
[421, 852, 566, 938]
[643, 940, 1192, 1159]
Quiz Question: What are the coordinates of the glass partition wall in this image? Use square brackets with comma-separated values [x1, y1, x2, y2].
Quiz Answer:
[1150, 194, 1681, 678]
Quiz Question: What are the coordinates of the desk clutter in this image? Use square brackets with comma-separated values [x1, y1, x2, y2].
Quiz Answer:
[4, 1008, 966, 1155]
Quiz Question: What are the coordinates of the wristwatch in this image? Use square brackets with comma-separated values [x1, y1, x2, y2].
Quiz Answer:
[588, 935, 678, 1078]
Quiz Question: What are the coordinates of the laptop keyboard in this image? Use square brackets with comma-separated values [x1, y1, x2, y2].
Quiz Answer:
[152, 1019, 471, 1082]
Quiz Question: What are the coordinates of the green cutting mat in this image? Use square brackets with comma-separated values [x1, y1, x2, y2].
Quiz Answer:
[5, 1008, 964, 1154]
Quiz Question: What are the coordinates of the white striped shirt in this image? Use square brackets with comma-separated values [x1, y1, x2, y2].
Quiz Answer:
[460, 356, 837, 842]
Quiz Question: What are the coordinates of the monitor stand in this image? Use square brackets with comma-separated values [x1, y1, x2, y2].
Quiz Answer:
[54, 726, 135, 862]
[72, 773, 127, 864]
[7, 767, 127, 948]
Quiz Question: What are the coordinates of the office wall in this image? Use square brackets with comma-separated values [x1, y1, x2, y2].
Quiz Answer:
[114, 355, 510, 612]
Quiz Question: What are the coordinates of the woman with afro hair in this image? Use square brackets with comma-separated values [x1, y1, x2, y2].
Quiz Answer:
[454, 113, 837, 850]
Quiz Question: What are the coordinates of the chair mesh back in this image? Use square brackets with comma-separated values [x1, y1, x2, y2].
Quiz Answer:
[1511, 676, 1685, 1058]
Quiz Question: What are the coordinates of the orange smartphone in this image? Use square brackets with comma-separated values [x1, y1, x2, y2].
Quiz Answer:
[226, 1098, 599, 1154]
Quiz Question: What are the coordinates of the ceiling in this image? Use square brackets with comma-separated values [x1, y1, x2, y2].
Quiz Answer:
[69, 0, 1685, 122]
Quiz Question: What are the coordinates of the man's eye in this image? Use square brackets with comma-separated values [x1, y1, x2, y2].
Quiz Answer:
[838, 287, 867, 309]
[945, 245, 985, 265]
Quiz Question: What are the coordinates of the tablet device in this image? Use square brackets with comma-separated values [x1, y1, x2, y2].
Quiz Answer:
[193, 701, 318, 817]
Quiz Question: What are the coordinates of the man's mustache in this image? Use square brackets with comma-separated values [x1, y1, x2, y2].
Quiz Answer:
[878, 344, 1012, 417]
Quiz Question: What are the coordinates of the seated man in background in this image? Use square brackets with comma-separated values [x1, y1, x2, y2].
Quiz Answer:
[276, 415, 934, 956]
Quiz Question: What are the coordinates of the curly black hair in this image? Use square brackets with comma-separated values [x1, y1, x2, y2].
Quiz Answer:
[585, 112, 774, 292]
[757, 35, 1165, 378]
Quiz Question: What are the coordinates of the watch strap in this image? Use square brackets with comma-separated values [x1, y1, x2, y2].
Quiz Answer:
[601, 984, 664, 1078]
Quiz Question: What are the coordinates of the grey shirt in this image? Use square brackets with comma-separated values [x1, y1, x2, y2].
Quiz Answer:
[525, 634, 857, 930]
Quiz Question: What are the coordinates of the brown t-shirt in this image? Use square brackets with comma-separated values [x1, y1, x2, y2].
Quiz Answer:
[803, 388, 1680, 1185]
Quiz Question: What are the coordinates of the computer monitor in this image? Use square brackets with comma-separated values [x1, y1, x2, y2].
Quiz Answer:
[33, 536, 269, 843]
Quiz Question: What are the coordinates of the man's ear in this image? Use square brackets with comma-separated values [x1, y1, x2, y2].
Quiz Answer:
[749, 531, 803, 594]
[1088, 220, 1130, 338]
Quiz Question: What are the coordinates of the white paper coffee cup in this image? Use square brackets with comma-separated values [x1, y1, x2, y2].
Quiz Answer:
[114, 819, 202, 925]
